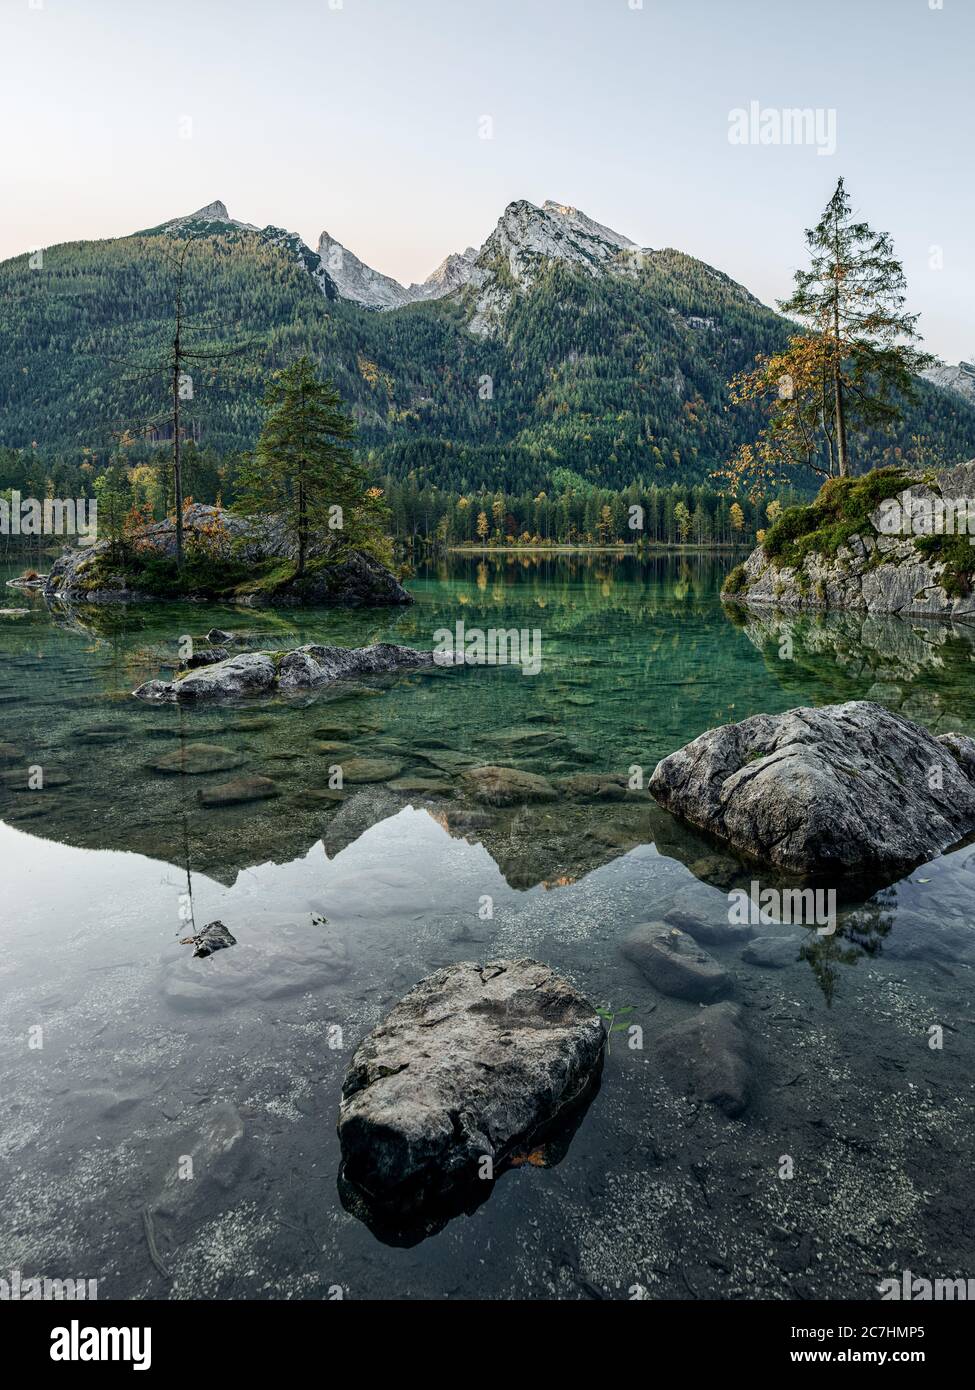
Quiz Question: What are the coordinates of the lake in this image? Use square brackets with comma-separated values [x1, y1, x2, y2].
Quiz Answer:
[1, 551, 973, 1299]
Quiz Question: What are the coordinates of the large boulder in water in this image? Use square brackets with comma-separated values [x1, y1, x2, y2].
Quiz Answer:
[649, 700, 975, 884]
[337, 960, 604, 1212]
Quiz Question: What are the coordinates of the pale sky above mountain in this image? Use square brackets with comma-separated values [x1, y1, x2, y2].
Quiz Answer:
[2, 0, 972, 360]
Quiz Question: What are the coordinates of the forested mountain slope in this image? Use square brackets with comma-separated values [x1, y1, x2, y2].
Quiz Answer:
[3, 199, 974, 498]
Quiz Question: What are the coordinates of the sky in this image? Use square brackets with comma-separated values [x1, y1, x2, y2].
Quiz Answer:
[2, 0, 973, 361]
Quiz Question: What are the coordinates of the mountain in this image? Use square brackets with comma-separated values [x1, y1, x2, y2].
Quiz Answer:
[464, 199, 646, 335]
[314, 197, 654, 330]
[2, 197, 975, 498]
[923, 361, 975, 407]
[156, 198, 259, 233]
[317, 230, 478, 310]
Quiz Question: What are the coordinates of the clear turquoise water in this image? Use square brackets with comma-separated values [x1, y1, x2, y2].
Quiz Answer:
[0, 552, 973, 1299]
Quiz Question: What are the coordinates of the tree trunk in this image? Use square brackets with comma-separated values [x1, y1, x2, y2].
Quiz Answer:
[171, 244, 191, 571]
[297, 473, 307, 578]
[832, 211, 848, 478]
[832, 326, 848, 479]
[173, 355, 183, 568]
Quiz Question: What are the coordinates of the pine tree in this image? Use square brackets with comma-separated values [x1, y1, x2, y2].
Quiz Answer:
[93, 456, 133, 561]
[779, 178, 931, 477]
[236, 357, 384, 577]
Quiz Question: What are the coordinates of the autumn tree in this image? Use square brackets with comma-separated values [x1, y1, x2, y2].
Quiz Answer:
[720, 179, 931, 497]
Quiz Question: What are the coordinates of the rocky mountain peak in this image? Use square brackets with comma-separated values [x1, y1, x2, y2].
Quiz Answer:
[316, 230, 417, 310]
[540, 199, 638, 250]
[159, 200, 259, 234]
[153, 195, 654, 332]
[465, 198, 649, 335]
[312, 199, 648, 325]
[190, 199, 231, 221]
[923, 361, 975, 406]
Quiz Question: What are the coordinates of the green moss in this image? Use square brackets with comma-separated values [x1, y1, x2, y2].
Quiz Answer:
[915, 533, 975, 597]
[230, 559, 298, 598]
[229, 554, 345, 600]
[761, 468, 917, 570]
[721, 562, 748, 597]
[83, 547, 260, 598]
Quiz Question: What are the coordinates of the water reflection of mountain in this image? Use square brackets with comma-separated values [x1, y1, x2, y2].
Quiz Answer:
[0, 752, 718, 893]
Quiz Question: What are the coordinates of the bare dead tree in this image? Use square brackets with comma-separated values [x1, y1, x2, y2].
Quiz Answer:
[109, 236, 254, 570]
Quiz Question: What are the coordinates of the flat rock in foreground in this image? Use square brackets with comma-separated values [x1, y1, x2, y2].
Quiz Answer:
[338, 959, 604, 1208]
[133, 642, 441, 702]
[650, 700, 975, 883]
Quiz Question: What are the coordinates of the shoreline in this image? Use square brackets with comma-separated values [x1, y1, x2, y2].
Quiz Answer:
[446, 543, 751, 556]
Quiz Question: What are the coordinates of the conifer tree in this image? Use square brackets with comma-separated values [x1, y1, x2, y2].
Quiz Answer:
[237, 356, 385, 577]
[720, 179, 932, 496]
[779, 177, 931, 477]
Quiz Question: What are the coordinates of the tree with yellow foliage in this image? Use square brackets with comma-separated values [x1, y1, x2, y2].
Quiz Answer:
[717, 180, 931, 500]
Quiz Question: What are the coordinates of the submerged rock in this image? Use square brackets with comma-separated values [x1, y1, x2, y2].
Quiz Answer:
[339, 755, 404, 783]
[1, 768, 72, 789]
[621, 922, 730, 1001]
[462, 765, 557, 806]
[650, 701, 975, 884]
[656, 1001, 751, 1117]
[556, 772, 630, 802]
[664, 907, 755, 946]
[198, 775, 279, 807]
[741, 933, 805, 969]
[133, 642, 443, 703]
[387, 776, 453, 796]
[152, 1101, 246, 1208]
[148, 743, 246, 775]
[337, 959, 604, 1210]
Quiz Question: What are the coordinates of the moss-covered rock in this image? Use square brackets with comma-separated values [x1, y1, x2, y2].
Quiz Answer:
[723, 461, 975, 621]
[44, 504, 411, 608]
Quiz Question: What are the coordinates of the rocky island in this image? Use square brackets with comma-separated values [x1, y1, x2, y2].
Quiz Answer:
[45, 503, 412, 608]
[723, 462, 975, 621]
